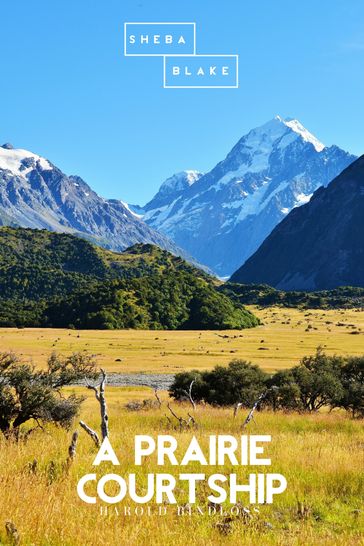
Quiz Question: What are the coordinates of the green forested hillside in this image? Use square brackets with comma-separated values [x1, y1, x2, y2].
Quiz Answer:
[0, 228, 259, 330]
[220, 282, 364, 309]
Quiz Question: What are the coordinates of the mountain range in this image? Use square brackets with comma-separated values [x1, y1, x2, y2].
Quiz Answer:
[135, 116, 356, 276]
[0, 117, 358, 283]
[0, 143, 181, 256]
[230, 155, 364, 290]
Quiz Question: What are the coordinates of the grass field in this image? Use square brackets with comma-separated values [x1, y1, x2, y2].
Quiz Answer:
[0, 388, 363, 546]
[0, 306, 363, 373]
[0, 307, 363, 545]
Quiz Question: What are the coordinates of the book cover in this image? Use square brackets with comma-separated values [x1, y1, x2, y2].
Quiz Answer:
[0, 2, 363, 545]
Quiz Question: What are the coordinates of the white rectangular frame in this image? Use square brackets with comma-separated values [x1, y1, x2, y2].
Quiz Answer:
[124, 22, 197, 57]
[163, 54, 239, 89]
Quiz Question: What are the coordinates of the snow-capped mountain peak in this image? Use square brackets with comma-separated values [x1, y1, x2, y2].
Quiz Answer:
[0, 143, 51, 177]
[158, 170, 203, 194]
[142, 170, 204, 212]
[217, 116, 326, 184]
[139, 117, 356, 276]
[238, 115, 325, 154]
[0, 143, 184, 258]
[280, 117, 325, 152]
[119, 200, 144, 219]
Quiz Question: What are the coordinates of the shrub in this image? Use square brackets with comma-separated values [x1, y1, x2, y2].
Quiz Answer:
[267, 349, 345, 412]
[291, 349, 344, 411]
[0, 351, 98, 439]
[339, 356, 364, 418]
[170, 350, 364, 417]
[168, 371, 207, 402]
[266, 369, 303, 411]
[169, 360, 268, 407]
[125, 399, 160, 411]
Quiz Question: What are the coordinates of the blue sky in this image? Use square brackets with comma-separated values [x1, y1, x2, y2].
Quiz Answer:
[1, 0, 364, 204]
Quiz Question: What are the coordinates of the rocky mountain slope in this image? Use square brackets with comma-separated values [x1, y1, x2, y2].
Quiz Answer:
[0, 143, 181, 255]
[132, 170, 204, 214]
[230, 155, 364, 290]
[138, 117, 356, 276]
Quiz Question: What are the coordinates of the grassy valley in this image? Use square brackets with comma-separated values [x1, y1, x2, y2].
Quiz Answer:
[0, 306, 363, 373]
[0, 227, 363, 546]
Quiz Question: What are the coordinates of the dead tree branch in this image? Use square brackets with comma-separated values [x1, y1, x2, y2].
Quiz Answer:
[187, 412, 198, 428]
[164, 414, 173, 427]
[154, 388, 162, 409]
[182, 379, 196, 410]
[86, 368, 109, 439]
[233, 402, 243, 418]
[67, 430, 78, 463]
[242, 386, 279, 428]
[79, 420, 101, 448]
[99, 369, 108, 439]
[167, 402, 189, 430]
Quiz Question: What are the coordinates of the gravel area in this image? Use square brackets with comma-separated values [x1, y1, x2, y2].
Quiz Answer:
[80, 373, 175, 391]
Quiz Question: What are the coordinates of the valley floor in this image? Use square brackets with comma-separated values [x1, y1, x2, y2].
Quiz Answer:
[0, 307, 363, 545]
[0, 306, 363, 374]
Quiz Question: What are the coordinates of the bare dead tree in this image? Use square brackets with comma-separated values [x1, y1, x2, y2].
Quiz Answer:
[65, 430, 79, 471]
[86, 368, 109, 439]
[154, 388, 162, 409]
[243, 393, 266, 428]
[79, 420, 101, 448]
[242, 386, 279, 428]
[233, 402, 243, 418]
[187, 412, 198, 428]
[167, 402, 189, 430]
[68, 430, 78, 460]
[182, 379, 196, 411]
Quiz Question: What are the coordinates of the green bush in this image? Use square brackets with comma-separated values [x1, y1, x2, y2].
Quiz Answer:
[339, 356, 364, 417]
[170, 349, 364, 417]
[265, 369, 302, 411]
[265, 351, 342, 412]
[0, 352, 98, 439]
[170, 360, 268, 407]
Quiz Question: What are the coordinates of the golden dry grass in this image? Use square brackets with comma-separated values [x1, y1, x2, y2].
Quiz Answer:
[0, 387, 363, 546]
[0, 306, 363, 373]
[0, 307, 363, 545]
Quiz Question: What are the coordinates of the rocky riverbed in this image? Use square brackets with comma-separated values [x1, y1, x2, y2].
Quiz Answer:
[80, 373, 175, 391]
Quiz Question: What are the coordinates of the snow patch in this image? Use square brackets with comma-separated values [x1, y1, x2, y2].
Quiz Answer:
[158, 170, 203, 194]
[294, 192, 313, 207]
[212, 116, 324, 190]
[283, 118, 325, 152]
[120, 200, 144, 219]
[185, 170, 203, 185]
[0, 146, 51, 177]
